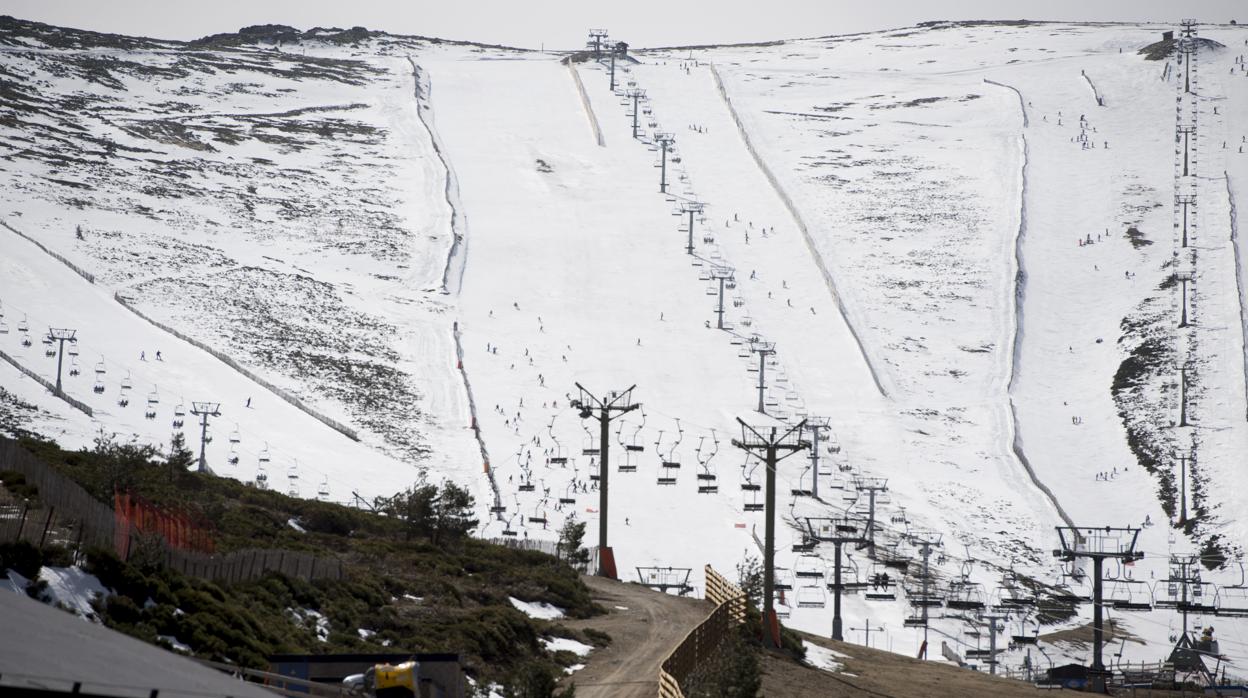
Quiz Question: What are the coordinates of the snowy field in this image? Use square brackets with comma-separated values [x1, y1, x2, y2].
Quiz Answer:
[6, 17, 1248, 674]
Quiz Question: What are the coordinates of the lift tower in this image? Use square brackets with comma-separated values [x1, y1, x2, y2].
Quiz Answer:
[571, 384, 640, 579]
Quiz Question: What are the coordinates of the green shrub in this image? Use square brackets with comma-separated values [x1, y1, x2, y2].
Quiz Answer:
[0, 541, 43, 578]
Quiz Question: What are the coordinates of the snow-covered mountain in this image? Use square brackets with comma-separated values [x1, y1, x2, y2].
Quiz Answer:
[4, 14, 1248, 674]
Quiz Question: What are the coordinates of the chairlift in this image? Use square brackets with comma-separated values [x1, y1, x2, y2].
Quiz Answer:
[258, 443, 271, 465]
[559, 482, 576, 505]
[120, 371, 133, 391]
[94, 360, 106, 376]
[68, 356, 80, 377]
[67, 344, 78, 357]
[93, 380, 105, 394]
[528, 506, 548, 526]
[317, 477, 330, 500]
[1108, 578, 1153, 611]
[797, 585, 827, 609]
[1216, 561, 1248, 617]
[16, 316, 28, 333]
[287, 482, 299, 497]
[945, 581, 986, 611]
[44, 343, 56, 358]
[795, 555, 826, 580]
[287, 462, 299, 480]
[865, 567, 897, 601]
[20, 335, 31, 348]
[255, 467, 269, 490]
[227, 449, 240, 466]
[582, 436, 600, 456]
[172, 403, 186, 429]
[117, 393, 129, 408]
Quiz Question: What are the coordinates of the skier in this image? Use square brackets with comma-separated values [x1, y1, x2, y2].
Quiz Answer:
[246, 397, 252, 408]
[140, 351, 146, 361]
[155, 350, 163, 361]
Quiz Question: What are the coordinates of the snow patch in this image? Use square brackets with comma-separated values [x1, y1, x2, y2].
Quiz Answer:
[288, 607, 331, 642]
[37, 566, 109, 621]
[158, 634, 192, 653]
[509, 596, 565, 620]
[287, 518, 306, 533]
[541, 637, 593, 657]
[564, 663, 586, 675]
[1, 569, 30, 595]
[802, 641, 848, 673]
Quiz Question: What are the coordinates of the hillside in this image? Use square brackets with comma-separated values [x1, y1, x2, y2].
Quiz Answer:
[4, 13, 1248, 683]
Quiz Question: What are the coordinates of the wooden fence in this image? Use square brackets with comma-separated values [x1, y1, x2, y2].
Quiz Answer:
[658, 565, 747, 698]
[483, 536, 598, 573]
[0, 220, 96, 284]
[0, 437, 341, 583]
[113, 292, 360, 442]
[0, 348, 93, 417]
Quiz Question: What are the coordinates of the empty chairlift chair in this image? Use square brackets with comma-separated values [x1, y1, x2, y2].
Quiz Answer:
[317, 477, 330, 501]
[1215, 562, 1248, 617]
[559, 483, 576, 506]
[797, 585, 827, 609]
[795, 555, 826, 581]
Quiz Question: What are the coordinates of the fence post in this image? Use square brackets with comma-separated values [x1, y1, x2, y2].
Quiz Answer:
[15, 501, 29, 542]
[39, 506, 55, 548]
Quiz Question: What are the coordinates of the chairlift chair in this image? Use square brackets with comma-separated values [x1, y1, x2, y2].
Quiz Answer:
[229, 427, 241, 445]
[94, 360, 106, 376]
[120, 372, 133, 391]
[255, 467, 269, 490]
[559, 483, 576, 505]
[795, 555, 826, 580]
[172, 404, 186, 429]
[528, 506, 548, 526]
[93, 380, 105, 394]
[287, 462, 300, 480]
[16, 317, 28, 334]
[0, 320, 7, 334]
[68, 356, 80, 377]
[20, 335, 31, 348]
[1215, 562, 1248, 616]
[317, 477, 330, 500]
[117, 392, 129, 408]
[797, 585, 827, 609]
[227, 449, 240, 466]
[258, 443, 272, 465]
[68, 344, 78, 357]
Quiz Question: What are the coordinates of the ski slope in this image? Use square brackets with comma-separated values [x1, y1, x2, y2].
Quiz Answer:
[6, 16, 1248, 674]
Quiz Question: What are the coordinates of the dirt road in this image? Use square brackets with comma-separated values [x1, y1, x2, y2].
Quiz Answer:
[557, 575, 711, 697]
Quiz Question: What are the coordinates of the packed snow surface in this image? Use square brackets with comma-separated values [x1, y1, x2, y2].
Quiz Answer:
[5, 16, 1248, 675]
[509, 597, 566, 620]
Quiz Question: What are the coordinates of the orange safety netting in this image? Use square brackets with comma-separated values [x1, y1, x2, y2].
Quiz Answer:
[114, 490, 215, 558]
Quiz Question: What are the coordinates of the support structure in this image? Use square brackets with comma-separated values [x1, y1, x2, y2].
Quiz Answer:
[571, 384, 640, 579]
[189, 401, 221, 474]
[626, 88, 646, 139]
[1177, 270, 1194, 327]
[806, 515, 869, 641]
[909, 531, 943, 659]
[587, 29, 609, 58]
[1178, 126, 1196, 177]
[733, 419, 809, 648]
[805, 416, 831, 499]
[1178, 25, 1197, 95]
[853, 477, 889, 554]
[680, 200, 704, 254]
[1054, 526, 1144, 693]
[1177, 194, 1196, 247]
[45, 327, 77, 395]
[654, 132, 676, 193]
[749, 339, 776, 414]
[608, 50, 616, 92]
[979, 609, 1009, 675]
[710, 265, 735, 329]
[1179, 363, 1191, 427]
[850, 618, 884, 648]
[1177, 452, 1189, 524]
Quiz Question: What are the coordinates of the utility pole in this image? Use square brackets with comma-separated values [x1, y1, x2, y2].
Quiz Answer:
[45, 328, 77, 395]
[910, 531, 943, 659]
[733, 419, 809, 648]
[189, 401, 221, 473]
[853, 477, 889, 554]
[1176, 194, 1196, 247]
[710, 265, 735, 329]
[1178, 126, 1196, 177]
[571, 384, 639, 579]
[979, 608, 1009, 675]
[851, 619, 884, 648]
[1176, 270, 1194, 327]
[1177, 452, 1189, 524]
[1054, 526, 1144, 693]
[680, 200, 704, 254]
[1179, 363, 1191, 427]
[654, 132, 676, 193]
[807, 515, 869, 641]
[805, 416, 831, 499]
[749, 339, 776, 414]
[626, 88, 646, 139]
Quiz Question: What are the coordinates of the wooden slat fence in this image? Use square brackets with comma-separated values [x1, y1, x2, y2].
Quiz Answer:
[657, 564, 747, 698]
[0, 349, 93, 417]
[0, 437, 342, 583]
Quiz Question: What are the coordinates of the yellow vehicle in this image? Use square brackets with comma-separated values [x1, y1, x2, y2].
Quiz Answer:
[343, 660, 420, 698]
